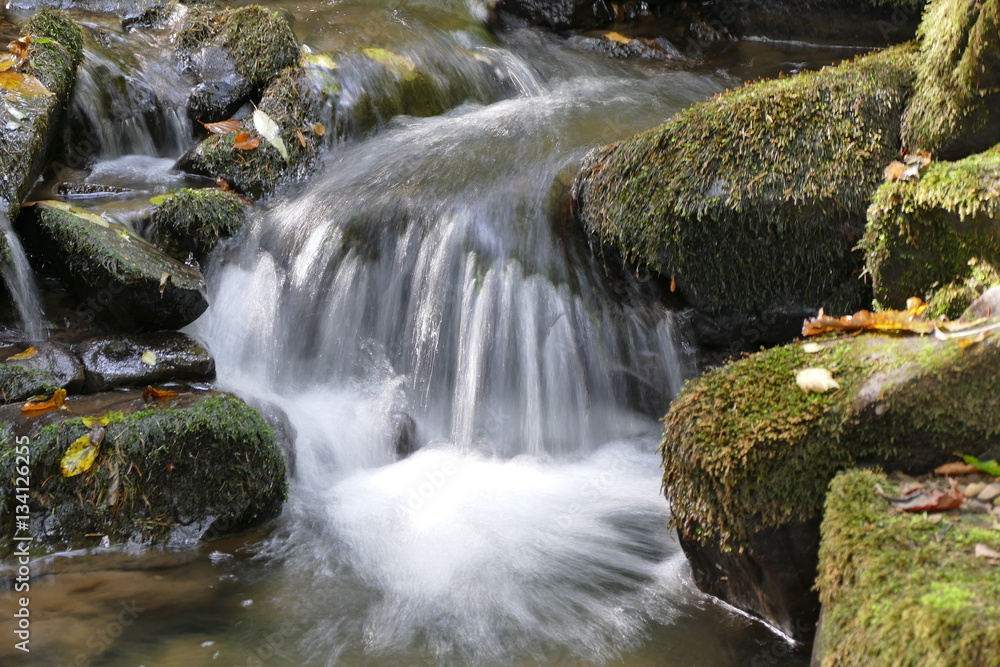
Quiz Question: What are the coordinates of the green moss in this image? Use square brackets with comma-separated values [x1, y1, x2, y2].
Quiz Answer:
[0, 365, 60, 404]
[22, 9, 84, 66]
[815, 470, 1000, 666]
[576, 44, 917, 318]
[902, 0, 1000, 157]
[862, 146, 1000, 312]
[0, 394, 287, 551]
[149, 187, 249, 258]
[661, 329, 1000, 547]
[925, 260, 1000, 319]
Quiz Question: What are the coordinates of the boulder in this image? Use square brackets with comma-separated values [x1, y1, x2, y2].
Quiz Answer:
[965, 285, 1000, 319]
[574, 44, 917, 344]
[488, 0, 655, 31]
[390, 411, 418, 458]
[660, 326, 1000, 640]
[147, 187, 249, 260]
[0, 390, 288, 553]
[15, 201, 208, 331]
[177, 4, 299, 122]
[0, 341, 84, 403]
[813, 469, 1000, 666]
[74, 332, 215, 392]
[902, 0, 1000, 159]
[861, 145, 1000, 317]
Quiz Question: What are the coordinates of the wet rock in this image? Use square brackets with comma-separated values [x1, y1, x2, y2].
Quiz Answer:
[568, 33, 686, 61]
[0, 389, 287, 553]
[861, 146, 1000, 317]
[978, 483, 1000, 502]
[74, 332, 215, 392]
[0, 341, 85, 403]
[147, 188, 249, 260]
[0, 10, 82, 220]
[177, 5, 299, 122]
[574, 44, 916, 345]
[15, 201, 208, 331]
[661, 327, 1000, 640]
[390, 411, 418, 458]
[965, 285, 1000, 320]
[902, 0, 1000, 159]
[488, 0, 647, 31]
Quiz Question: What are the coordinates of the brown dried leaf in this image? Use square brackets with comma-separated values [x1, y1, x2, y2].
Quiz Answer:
[199, 118, 243, 134]
[22, 387, 67, 413]
[7, 36, 30, 64]
[296, 129, 307, 148]
[934, 461, 979, 476]
[802, 298, 936, 337]
[876, 479, 964, 512]
[0, 71, 53, 97]
[6, 346, 38, 360]
[233, 132, 260, 150]
[143, 385, 179, 402]
[311, 122, 326, 137]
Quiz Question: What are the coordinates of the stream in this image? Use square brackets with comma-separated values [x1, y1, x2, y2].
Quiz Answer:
[0, 1, 870, 664]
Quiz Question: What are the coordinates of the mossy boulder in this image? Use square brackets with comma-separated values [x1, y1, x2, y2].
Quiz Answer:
[660, 327, 1000, 638]
[15, 202, 208, 331]
[574, 44, 917, 343]
[0, 390, 288, 553]
[74, 332, 215, 392]
[813, 469, 1000, 666]
[147, 187, 249, 260]
[177, 64, 331, 198]
[0, 341, 84, 403]
[902, 0, 1000, 159]
[861, 146, 1000, 314]
[0, 11, 82, 219]
[178, 4, 299, 122]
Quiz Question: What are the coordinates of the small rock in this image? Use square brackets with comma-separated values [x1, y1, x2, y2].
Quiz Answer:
[978, 482, 1000, 503]
[75, 332, 215, 392]
[965, 482, 987, 498]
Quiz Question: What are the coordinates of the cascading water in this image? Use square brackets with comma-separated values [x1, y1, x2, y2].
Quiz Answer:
[0, 209, 45, 339]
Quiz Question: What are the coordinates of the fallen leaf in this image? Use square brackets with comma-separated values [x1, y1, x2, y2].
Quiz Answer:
[884, 160, 920, 182]
[974, 543, 1000, 559]
[303, 51, 338, 71]
[604, 31, 632, 44]
[60, 432, 101, 477]
[7, 346, 38, 360]
[311, 122, 326, 137]
[795, 367, 840, 393]
[22, 387, 67, 413]
[803, 298, 935, 337]
[143, 385, 179, 401]
[362, 48, 419, 81]
[198, 118, 243, 134]
[296, 129, 307, 148]
[801, 342, 822, 354]
[159, 272, 170, 295]
[233, 132, 260, 150]
[7, 36, 30, 64]
[0, 71, 53, 98]
[141, 350, 157, 366]
[934, 461, 979, 476]
[28, 201, 112, 228]
[252, 107, 289, 161]
[81, 414, 111, 427]
[876, 480, 964, 512]
[0, 54, 16, 72]
[216, 177, 232, 191]
[149, 193, 173, 206]
[959, 454, 1000, 477]
[669, 274, 677, 293]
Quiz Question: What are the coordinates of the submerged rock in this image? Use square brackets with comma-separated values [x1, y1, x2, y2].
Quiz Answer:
[147, 187, 249, 260]
[660, 327, 1000, 639]
[488, 0, 652, 31]
[74, 332, 215, 392]
[15, 202, 208, 331]
[902, 0, 1000, 159]
[178, 4, 299, 122]
[0, 390, 288, 552]
[861, 145, 1000, 316]
[574, 44, 916, 344]
[0, 341, 84, 403]
[390, 411, 418, 458]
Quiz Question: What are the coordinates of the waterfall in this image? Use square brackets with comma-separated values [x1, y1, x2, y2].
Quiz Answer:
[0, 209, 45, 339]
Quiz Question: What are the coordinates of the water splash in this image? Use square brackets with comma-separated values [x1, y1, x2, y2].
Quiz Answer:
[0, 209, 45, 339]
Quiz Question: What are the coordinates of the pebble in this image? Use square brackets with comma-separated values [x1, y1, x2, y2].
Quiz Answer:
[978, 483, 1000, 502]
[965, 482, 987, 498]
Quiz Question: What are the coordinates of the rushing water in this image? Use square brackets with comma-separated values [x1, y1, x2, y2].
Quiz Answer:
[0, 2, 841, 664]
[0, 211, 45, 339]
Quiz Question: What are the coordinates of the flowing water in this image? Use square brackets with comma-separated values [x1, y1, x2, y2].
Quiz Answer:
[0, 211, 45, 339]
[0, 2, 856, 664]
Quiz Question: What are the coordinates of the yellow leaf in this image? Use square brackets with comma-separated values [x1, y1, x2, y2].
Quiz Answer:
[0, 71, 53, 98]
[362, 48, 419, 81]
[252, 107, 289, 162]
[7, 346, 38, 360]
[311, 122, 326, 137]
[22, 387, 66, 413]
[604, 31, 632, 45]
[61, 433, 100, 477]
[141, 350, 157, 366]
[81, 415, 110, 427]
[303, 51, 338, 71]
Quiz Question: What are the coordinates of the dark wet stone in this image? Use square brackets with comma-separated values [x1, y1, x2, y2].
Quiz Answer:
[390, 411, 418, 458]
[74, 332, 215, 392]
[0, 341, 85, 402]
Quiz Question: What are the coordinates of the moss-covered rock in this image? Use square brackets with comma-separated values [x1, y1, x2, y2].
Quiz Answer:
[660, 326, 1000, 637]
[15, 202, 208, 331]
[0, 341, 85, 403]
[813, 469, 1000, 666]
[861, 146, 1000, 313]
[926, 260, 1000, 319]
[0, 390, 287, 553]
[902, 0, 1000, 159]
[74, 332, 215, 392]
[148, 187, 249, 260]
[22, 8, 84, 66]
[574, 44, 917, 341]
[178, 4, 299, 121]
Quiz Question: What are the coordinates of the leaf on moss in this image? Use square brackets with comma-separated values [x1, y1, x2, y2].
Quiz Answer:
[0, 54, 16, 72]
[60, 432, 101, 477]
[233, 132, 259, 150]
[199, 118, 243, 134]
[22, 387, 66, 413]
[252, 107, 288, 161]
[149, 193, 173, 206]
[934, 461, 979, 476]
[795, 367, 840, 393]
[7, 36, 30, 66]
[311, 122, 325, 137]
[28, 200, 113, 228]
[959, 454, 1000, 477]
[7, 346, 38, 360]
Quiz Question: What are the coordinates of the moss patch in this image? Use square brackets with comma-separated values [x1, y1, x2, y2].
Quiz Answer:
[862, 145, 1000, 312]
[22, 9, 84, 67]
[0, 364, 60, 404]
[926, 260, 1000, 319]
[902, 0, 1000, 158]
[661, 327, 1000, 548]
[814, 469, 1000, 666]
[0, 393, 287, 552]
[149, 187, 249, 259]
[575, 44, 917, 320]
